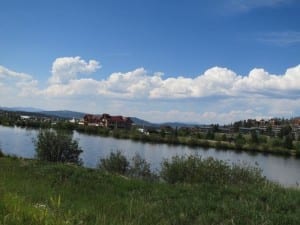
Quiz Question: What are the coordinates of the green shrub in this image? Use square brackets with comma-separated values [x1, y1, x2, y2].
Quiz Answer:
[112, 129, 122, 139]
[199, 140, 210, 148]
[187, 137, 198, 146]
[128, 153, 154, 180]
[34, 129, 83, 165]
[215, 141, 224, 149]
[235, 133, 246, 150]
[271, 137, 282, 147]
[160, 155, 265, 185]
[98, 151, 129, 175]
[230, 163, 265, 185]
[160, 155, 225, 184]
[205, 131, 215, 140]
[221, 134, 227, 141]
[98, 152, 156, 180]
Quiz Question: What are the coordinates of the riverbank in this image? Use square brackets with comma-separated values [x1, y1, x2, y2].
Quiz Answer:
[1, 109, 300, 157]
[1, 155, 300, 225]
[75, 125, 300, 157]
[1, 118, 300, 157]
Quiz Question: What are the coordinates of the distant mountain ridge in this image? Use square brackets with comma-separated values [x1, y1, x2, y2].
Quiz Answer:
[160, 122, 199, 128]
[40, 110, 86, 119]
[129, 117, 159, 128]
[0, 107, 86, 119]
[0, 106, 43, 112]
[130, 117, 199, 128]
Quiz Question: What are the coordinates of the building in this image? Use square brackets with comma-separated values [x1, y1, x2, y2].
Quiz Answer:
[83, 114, 102, 126]
[83, 113, 132, 129]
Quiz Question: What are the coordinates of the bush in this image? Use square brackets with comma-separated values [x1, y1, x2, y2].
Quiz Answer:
[0, 149, 4, 157]
[128, 153, 153, 179]
[160, 155, 226, 184]
[230, 163, 265, 185]
[98, 152, 156, 180]
[235, 133, 246, 150]
[98, 151, 129, 175]
[187, 137, 198, 146]
[34, 129, 83, 165]
[199, 140, 210, 148]
[271, 137, 282, 147]
[160, 155, 265, 185]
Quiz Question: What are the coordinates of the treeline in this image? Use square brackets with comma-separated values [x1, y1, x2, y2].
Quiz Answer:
[0, 110, 53, 128]
[0, 111, 21, 126]
[61, 121, 300, 156]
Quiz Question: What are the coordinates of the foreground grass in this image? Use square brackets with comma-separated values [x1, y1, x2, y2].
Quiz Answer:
[1, 157, 300, 225]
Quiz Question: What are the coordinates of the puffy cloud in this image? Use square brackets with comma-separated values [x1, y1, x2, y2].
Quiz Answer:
[0, 65, 32, 80]
[16, 80, 39, 97]
[42, 78, 102, 97]
[150, 76, 193, 98]
[49, 56, 101, 84]
[41, 63, 300, 100]
[234, 65, 300, 95]
[192, 67, 238, 97]
[149, 65, 300, 99]
[103, 68, 163, 98]
[0, 65, 38, 97]
[0, 65, 40, 107]
[1, 56, 300, 123]
[43, 67, 164, 99]
[140, 65, 300, 99]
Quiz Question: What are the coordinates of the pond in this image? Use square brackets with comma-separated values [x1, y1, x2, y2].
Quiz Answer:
[0, 125, 299, 187]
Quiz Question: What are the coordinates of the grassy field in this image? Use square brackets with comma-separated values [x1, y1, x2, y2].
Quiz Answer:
[1, 156, 300, 225]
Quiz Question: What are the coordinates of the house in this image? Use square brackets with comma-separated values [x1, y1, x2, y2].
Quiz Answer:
[83, 113, 132, 129]
[106, 115, 132, 129]
[137, 128, 150, 135]
[20, 115, 31, 120]
[69, 117, 76, 123]
[83, 114, 102, 126]
[291, 118, 300, 126]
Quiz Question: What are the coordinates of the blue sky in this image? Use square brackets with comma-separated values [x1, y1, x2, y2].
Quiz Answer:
[0, 0, 300, 124]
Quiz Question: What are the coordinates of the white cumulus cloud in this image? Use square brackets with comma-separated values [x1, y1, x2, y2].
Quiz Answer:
[49, 56, 101, 84]
[0, 65, 38, 97]
[1, 56, 300, 124]
[0, 65, 32, 80]
[234, 65, 300, 95]
[103, 68, 163, 98]
[42, 78, 102, 97]
[16, 80, 39, 97]
[41, 63, 300, 101]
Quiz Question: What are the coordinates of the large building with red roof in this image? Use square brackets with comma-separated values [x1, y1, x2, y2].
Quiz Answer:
[83, 113, 132, 129]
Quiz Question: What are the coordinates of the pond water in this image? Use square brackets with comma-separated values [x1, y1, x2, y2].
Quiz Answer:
[0, 125, 299, 187]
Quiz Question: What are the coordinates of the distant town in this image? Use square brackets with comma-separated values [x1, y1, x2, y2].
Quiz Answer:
[2, 108, 300, 137]
[1, 108, 300, 156]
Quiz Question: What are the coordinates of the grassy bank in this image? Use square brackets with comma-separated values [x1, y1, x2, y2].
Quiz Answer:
[1, 155, 300, 225]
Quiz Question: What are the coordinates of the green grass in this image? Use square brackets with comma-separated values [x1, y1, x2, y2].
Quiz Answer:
[1, 156, 300, 225]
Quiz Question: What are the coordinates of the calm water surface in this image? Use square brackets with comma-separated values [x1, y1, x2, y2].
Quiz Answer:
[0, 125, 299, 187]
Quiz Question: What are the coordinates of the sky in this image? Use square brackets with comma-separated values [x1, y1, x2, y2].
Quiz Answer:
[0, 0, 300, 124]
